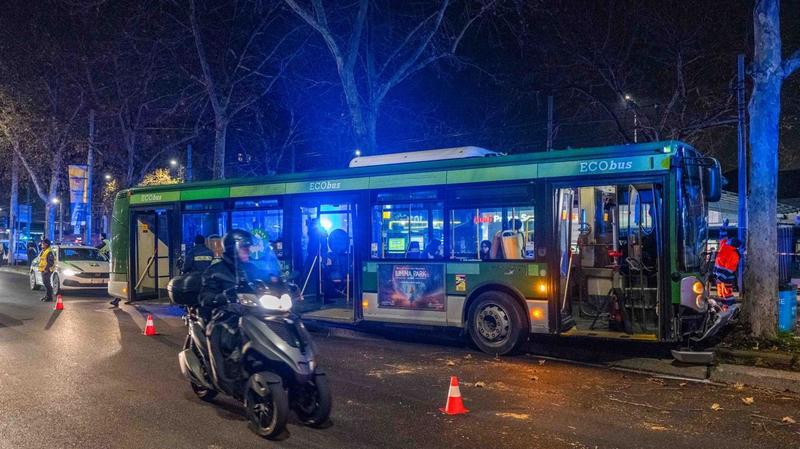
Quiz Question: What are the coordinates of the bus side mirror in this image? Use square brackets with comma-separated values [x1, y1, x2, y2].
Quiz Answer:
[703, 159, 722, 202]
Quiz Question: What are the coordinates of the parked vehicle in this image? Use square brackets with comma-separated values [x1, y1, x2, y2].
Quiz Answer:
[169, 273, 331, 439]
[30, 245, 110, 295]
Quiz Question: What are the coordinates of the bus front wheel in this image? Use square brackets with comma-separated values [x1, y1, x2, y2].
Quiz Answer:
[467, 291, 527, 355]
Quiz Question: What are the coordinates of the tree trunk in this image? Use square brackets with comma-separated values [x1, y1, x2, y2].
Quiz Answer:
[9, 153, 19, 266]
[213, 118, 228, 179]
[744, 0, 782, 339]
[340, 71, 372, 154]
[86, 109, 95, 245]
[47, 148, 63, 241]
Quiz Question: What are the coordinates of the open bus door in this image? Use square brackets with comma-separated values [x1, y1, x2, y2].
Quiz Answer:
[291, 194, 364, 324]
[554, 182, 663, 339]
[130, 208, 175, 301]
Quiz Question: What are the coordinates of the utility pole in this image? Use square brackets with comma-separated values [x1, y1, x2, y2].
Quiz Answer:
[85, 109, 95, 245]
[546, 95, 554, 151]
[186, 143, 194, 182]
[9, 153, 19, 266]
[736, 54, 747, 293]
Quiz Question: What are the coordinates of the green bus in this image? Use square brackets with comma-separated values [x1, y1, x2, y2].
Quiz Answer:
[109, 140, 723, 354]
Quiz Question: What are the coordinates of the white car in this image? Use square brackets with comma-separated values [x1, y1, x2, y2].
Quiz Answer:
[30, 245, 110, 295]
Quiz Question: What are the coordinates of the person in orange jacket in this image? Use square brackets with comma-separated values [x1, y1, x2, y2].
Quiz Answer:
[714, 237, 741, 304]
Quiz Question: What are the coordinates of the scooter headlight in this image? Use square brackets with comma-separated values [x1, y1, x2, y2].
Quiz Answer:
[259, 294, 293, 312]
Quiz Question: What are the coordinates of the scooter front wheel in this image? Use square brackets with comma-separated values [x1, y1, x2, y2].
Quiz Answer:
[292, 373, 332, 427]
[190, 380, 218, 401]
[244, 372, 288, 439]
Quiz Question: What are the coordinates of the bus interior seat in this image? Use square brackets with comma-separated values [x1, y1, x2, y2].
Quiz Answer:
[406, 241, 421, 259]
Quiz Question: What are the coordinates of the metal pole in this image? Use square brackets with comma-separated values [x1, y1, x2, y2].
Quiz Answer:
[58, 202, 63, 242]
[546, 95, 554, 151]
[736, 54, 747, 293]
[186, 143, 194, 182]
[86, 109, 95, 245]
[633, 110, 639, 143]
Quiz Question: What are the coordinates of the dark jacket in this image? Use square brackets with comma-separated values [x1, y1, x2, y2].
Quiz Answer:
[197, 258, 268, 308]
[183, 243, 214, 274]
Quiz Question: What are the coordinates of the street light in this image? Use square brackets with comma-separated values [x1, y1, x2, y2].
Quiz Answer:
[104, 173, 112, 181]
[170, 159, 178, 167]
[354, 149, 361, 157]
[623, 93, 638, 143]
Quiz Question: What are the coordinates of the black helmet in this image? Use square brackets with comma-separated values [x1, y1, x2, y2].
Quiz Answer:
[222, 229, 253, 262]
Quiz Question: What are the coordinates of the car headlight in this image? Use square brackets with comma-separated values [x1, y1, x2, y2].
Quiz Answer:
[63, 269, 77, 277]
[259, 294, 293, 312]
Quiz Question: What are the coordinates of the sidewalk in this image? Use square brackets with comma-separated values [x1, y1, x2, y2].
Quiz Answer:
[0, 265, 30, 276]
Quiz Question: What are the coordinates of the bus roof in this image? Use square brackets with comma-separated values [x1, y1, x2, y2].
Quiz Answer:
[348, 146, 501, 167]
[122, 140, 691, 205]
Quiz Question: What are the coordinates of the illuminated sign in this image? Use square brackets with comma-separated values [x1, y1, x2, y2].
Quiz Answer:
[142, 194, 163, 202]
[130, 191, 181, 204]
[579, 160, 634, 173]
[308, 180, 342, 191]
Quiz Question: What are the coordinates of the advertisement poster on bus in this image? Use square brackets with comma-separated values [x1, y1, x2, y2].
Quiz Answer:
[378, 263, 445, 311]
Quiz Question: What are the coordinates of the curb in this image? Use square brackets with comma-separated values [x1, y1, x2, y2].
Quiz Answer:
[607, 357, 711, 380]
[710, 363, 800, 393]
[0, 266, 30, 276]
[305, 321, 383, 341]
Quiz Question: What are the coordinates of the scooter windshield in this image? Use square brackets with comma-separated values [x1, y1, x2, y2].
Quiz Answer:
[235, 239, 282, 284]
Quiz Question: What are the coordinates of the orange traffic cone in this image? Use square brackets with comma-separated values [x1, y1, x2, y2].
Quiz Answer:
[440, 376, 469, 415]
[54, 294, 64, 311]
[143, 314, 157, 336]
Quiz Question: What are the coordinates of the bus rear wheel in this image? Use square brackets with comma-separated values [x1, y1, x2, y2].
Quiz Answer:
[467, 291, 527, 355]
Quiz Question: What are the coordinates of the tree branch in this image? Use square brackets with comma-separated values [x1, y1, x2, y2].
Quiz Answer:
[782, 48, 800, 78]
[189, 0, 223, 117]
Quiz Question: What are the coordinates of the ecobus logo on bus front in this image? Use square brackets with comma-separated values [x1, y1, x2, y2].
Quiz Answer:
[308, 180, 342, 191]
[579, 159, 634, 173]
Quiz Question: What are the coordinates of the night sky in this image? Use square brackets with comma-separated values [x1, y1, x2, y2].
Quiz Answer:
[0, 0, 797, 187]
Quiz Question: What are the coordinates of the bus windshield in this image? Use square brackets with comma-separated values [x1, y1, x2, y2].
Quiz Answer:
[678, 159, 708, 271]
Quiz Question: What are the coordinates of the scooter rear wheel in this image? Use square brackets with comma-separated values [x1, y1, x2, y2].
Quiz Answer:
[244, 373, 288, 439]
[292, 373, 332, 427]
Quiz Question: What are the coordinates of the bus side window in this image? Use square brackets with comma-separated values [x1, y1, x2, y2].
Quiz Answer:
[450, 206, 535, 261]
[370, 189, 444, 260]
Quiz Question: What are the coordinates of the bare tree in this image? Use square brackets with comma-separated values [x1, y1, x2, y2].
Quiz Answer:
[743, 0, 800, 339]
[516, 1, 742, 153]
[187, 0, 302, 179]
[0, 82, 83, 240]
[283, 0, 496, 156]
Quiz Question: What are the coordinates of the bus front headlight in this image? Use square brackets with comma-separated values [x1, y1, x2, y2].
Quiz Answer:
[680, 276, 707, 312]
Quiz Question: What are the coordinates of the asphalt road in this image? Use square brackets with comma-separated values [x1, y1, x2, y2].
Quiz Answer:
[1, 271, 798, 449]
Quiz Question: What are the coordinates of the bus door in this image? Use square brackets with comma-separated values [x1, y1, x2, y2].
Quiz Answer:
[554, 182, 663, 339]
[293, 196, 362, 323]
[131, 208, 175, 301]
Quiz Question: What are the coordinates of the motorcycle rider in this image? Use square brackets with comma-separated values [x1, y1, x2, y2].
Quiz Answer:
[197, 230, 280, 381]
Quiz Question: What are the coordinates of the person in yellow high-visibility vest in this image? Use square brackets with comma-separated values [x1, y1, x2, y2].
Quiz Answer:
[38, 239, 55, 302]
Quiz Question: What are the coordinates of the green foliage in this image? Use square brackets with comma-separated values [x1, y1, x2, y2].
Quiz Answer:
[138, 168, 183, 186]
